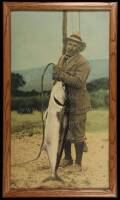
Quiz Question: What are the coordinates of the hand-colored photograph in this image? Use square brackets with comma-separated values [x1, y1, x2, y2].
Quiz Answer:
[11, 10, 109, 189]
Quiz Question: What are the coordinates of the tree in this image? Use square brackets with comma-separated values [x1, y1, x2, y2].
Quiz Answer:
[87, 77, 108, 93]
[11, 73, 26, 95]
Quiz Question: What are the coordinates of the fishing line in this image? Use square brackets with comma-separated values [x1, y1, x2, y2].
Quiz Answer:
[78, 11, 80, 32]
[12, 63, 55, 167]
[70, 12, 74, 33]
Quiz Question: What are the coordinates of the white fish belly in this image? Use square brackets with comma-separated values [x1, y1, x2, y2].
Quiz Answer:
[43, 81, 66, 175]
[44, 112, 60, 173]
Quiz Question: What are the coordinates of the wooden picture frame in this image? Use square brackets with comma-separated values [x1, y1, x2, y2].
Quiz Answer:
[3, 2, 117, 198]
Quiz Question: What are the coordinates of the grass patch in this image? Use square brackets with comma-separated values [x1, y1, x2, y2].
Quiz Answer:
[86, 108, 109, 133]
[11, 108, 109, 136]
[11, 111, 43, 136]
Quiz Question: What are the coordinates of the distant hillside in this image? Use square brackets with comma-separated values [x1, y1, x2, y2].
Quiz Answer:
[13, 64, 54, 92]
[88, 59, 109, 82]
[12, 59, 109, 92]
[87, 77, 109, 92]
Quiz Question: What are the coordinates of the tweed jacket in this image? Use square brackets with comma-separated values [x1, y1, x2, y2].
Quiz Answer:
[53, 53, 91, 115]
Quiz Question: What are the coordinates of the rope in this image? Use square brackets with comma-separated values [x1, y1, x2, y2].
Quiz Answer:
[70, 12, 74, 32]
[78, 12, 80, 32]
[69, 12, 80, 34]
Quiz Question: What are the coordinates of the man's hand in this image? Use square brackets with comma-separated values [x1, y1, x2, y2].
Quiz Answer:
[53, 67, 61, 80]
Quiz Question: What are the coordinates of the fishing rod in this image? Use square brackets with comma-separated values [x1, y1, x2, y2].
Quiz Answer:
[12, 63, 55, 167]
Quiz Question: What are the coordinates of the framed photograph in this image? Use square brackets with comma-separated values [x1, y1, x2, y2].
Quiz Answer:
[3, 2, 117, 198]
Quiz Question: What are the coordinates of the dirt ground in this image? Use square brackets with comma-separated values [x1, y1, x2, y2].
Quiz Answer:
[11, 131, 109, 189]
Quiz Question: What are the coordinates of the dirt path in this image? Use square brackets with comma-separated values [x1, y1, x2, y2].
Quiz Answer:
[11, 132, 109, 189]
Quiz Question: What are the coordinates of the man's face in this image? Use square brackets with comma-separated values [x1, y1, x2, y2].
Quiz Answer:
[65, 40, 80, 57]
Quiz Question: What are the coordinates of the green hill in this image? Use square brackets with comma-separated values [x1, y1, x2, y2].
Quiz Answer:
[12, 59, 109, 92]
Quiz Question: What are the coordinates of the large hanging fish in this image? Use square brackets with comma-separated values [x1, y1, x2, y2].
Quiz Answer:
[42, 81, 68, 182]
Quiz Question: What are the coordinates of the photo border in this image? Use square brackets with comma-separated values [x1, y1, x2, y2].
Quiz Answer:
[3, 2, 117, 198]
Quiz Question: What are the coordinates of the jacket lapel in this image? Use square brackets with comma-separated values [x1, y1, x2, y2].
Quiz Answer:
[65, 53, 80, 71]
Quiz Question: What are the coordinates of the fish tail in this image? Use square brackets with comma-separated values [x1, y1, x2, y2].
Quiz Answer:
[42, 175, 64, 184]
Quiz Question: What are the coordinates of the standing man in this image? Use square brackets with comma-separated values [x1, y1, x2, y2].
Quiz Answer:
[53, 32, 91, 170]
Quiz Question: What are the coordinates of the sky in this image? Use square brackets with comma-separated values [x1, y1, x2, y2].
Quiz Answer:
[11, 11, 109, 70]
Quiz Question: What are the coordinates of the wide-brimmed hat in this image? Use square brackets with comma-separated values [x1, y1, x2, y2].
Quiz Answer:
[65, 32, 86, 51]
